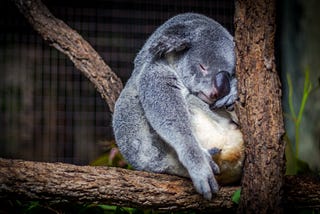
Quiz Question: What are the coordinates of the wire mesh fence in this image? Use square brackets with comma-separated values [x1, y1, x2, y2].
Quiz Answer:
[0, 0, 234, 164]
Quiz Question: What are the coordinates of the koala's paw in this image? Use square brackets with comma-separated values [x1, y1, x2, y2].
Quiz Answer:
[208, 147, 222, 157]
[189, 152, 220, 200]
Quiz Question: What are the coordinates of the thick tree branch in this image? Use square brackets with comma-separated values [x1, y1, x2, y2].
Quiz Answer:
[0, 158, 238, 212]
[1, 158, 320, 211]
[11, 0, 123, 112]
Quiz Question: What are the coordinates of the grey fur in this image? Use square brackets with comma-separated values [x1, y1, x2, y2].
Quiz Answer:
[113, 13, 237, 200]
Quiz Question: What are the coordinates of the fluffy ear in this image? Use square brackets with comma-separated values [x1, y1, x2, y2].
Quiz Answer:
[149, 24, 191, 58]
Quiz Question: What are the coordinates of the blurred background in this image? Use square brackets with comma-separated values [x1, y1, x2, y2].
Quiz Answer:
[0, 0, 319, 172]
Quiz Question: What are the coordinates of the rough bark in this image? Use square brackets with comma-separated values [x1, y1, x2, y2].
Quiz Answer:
[0, 158, 238, 212]
[1, 158, 320, 212]
[11, 0, 123, 112]
[283, 175, 320, 210]
[234, 0, 286, 213]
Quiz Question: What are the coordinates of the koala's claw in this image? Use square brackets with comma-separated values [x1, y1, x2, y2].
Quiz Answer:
[189, 150, 220, 200]
[204, 148, 220, 174]
[208, 147, 222, 156]
[210, 159, 220, 175]
[208, 176, 219, 196]
[193, 174, 219, 200]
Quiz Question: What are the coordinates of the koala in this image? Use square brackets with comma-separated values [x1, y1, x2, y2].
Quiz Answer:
[112, 13, 244, 200]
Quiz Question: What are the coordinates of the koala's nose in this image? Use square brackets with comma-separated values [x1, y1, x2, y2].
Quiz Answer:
[211, 71, 231, 100]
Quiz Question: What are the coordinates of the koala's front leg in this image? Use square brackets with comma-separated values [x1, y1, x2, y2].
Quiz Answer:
[138, 65, 220, 200]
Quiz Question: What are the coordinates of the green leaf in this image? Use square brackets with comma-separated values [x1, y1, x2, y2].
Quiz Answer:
[90, 153, 110, 166]
[231, 188, 241, 204]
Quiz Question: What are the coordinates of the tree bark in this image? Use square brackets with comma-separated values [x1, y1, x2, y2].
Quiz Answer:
[1, 158, 320, 212]
[234, 0, 286, 213]
[11, 0, 123, 112]
[0, 158, 238, 212]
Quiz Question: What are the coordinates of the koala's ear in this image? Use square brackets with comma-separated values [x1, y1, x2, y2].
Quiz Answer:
[149, 24, 191, 58]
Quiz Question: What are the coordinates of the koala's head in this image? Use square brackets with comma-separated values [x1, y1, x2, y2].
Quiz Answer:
[177, 31, 236, 109]
[148, 13, 236, 109]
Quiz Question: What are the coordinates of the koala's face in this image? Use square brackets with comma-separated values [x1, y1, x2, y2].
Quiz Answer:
[175, 35, 236, 109]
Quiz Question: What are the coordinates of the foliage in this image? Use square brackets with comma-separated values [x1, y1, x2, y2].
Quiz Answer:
[0, 200, 99, 214]
[90, 140, 130, 169]
[0, 200, 199, 214]
[0, 200, 155, 214]
[285, 67, 319, 175]
[231, 189, 241, 204]
[286, 68, 312, 158]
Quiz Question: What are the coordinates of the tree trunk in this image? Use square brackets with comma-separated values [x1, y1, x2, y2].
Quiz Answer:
[234, 0, 286, 213]
[11, 0, 123, 112]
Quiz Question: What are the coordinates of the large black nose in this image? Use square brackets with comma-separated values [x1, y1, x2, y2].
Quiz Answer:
[210, 71, 231, 100]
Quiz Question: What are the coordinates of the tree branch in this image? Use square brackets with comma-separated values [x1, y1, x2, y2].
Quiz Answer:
[11, 0, 123, 112]
[1, 158, 320, 211]
[0, 158, 238, 212]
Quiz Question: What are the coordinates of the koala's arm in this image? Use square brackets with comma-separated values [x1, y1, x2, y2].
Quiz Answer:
[138, 64, 219, 200]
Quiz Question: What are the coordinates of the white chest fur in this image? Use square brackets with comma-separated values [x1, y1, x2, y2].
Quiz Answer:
[190, 104, 244, 184]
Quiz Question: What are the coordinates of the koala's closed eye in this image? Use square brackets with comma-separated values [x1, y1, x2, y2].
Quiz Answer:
[199, 64, 208, 75]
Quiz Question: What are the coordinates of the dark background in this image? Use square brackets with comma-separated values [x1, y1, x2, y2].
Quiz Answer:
[0, 0, 235, 164]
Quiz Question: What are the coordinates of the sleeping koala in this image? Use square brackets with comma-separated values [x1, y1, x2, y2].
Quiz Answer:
[112, 13, 244, 200]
